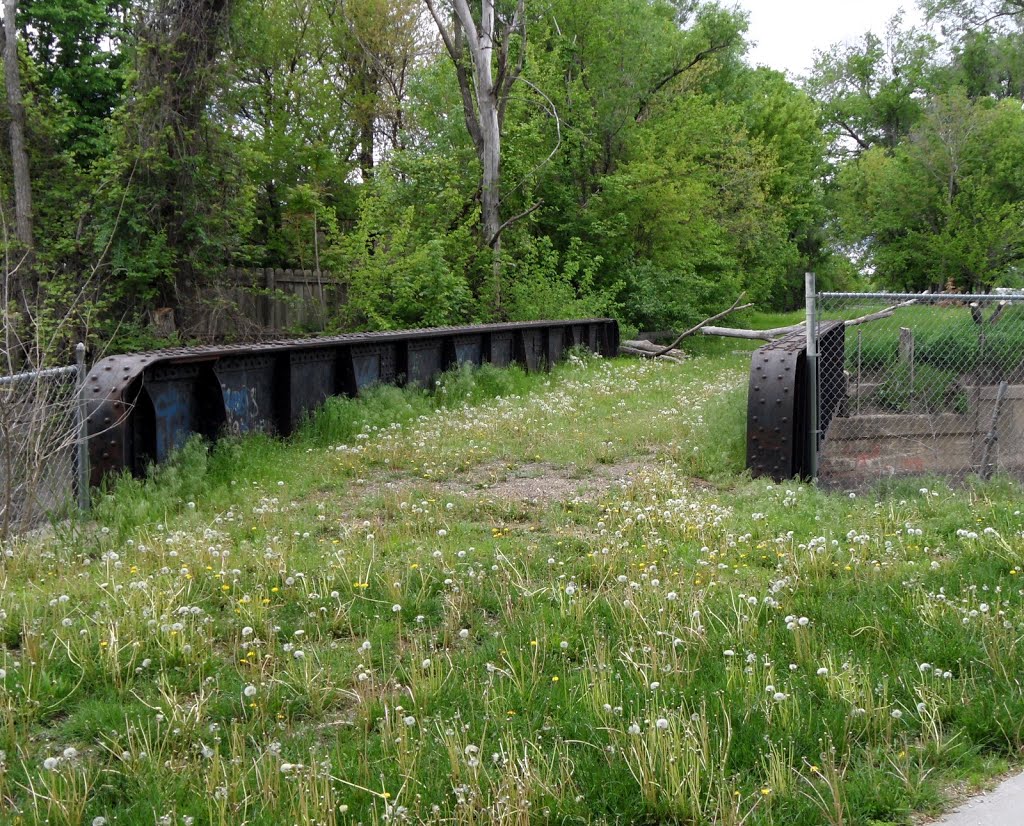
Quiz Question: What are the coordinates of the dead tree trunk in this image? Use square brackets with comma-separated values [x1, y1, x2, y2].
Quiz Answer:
[423, 0, 525, 313]
[1, 0, 35, 297]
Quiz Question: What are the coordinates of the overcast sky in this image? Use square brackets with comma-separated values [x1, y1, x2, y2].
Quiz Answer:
[737, 0, 926, 78]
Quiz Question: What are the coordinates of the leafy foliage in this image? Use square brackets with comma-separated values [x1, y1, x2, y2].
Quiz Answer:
[3, 0, 1024, 355]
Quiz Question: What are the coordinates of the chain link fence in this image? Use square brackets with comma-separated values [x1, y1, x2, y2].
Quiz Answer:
[0, 345, 89, 538]
[814, 291, 1024, 489]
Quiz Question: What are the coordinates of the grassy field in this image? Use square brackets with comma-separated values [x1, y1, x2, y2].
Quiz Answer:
[3, 348, 1024, 825]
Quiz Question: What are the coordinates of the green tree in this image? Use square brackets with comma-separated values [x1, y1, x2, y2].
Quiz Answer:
[17, 0, 127, 159]
[835, 90, 1024, 291]
[807, 13, 938, 156]
[923, 0, 1024, 31]
[89, 0, 254, 321]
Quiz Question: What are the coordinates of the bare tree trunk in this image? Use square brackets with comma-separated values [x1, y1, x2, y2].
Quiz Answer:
[356, 59, 376, 181]
[1, 0, 34, 297]
[478, 85, 501, 305]
[423, 0, 525, 314]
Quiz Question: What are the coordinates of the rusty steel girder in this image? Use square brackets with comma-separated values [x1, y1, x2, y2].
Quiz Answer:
[85, 319, 619, 485]
[746, 321, 845, 481]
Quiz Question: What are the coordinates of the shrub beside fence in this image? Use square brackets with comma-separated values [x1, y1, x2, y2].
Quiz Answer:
[814, 292, 1024, 487]
[0, 344, 88, 538]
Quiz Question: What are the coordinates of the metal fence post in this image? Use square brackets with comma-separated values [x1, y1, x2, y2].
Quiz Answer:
[805, 272, 819, 482]
[75, 342, 90, 511]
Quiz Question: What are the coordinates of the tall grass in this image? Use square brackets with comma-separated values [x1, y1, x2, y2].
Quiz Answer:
[8, 352, 1024, 825]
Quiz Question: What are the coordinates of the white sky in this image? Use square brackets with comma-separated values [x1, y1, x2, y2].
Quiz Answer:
[737, 0, 926, 78]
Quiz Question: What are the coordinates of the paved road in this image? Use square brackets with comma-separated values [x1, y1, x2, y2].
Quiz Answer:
[932, 772, 1024, 825]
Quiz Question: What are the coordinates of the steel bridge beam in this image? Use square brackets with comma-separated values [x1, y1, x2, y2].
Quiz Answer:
[85, 320, 619, 485]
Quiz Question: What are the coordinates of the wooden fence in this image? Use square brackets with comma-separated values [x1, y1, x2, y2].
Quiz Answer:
[178, 268, 348, 339]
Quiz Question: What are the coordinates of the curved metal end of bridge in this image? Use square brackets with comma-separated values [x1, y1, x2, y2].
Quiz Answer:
[85, 319, 619, 486]
[746, 321, 845, 482]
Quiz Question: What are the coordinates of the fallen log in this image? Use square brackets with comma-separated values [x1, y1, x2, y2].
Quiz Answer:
[696, 297, 922, 341]
[621, 296, 924, 361]
[697, 324, 796, 341]
[620, 340, 687, 363]
[647, 294, 753, 357]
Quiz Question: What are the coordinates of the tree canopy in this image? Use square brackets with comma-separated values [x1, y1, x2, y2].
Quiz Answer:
[1, 0, 1022, 351]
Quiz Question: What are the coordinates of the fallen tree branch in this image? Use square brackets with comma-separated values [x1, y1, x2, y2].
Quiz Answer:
[626, 295, 925, 358]
[698, 324, 798, 341]
[695, 297, 922, 341]
[619, 343, 686, 364]
[645, 294, 752, 357]
[620, 339, 687, 362]
[843, 298, 920, 327]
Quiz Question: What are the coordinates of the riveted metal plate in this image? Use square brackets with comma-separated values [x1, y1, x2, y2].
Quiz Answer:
[489, 333, 513, 367]
[214, 355, 279, 436]
[288, 350, 337, 431]
[746, 321, 844, 481]
[518, 329, 545, 372]
[143, 365, 202, 462]
[349, 343, 397, 391]
[406, 340, 444, 388]
[453, 335, 483, 366]
[547, 327, 565, 364]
